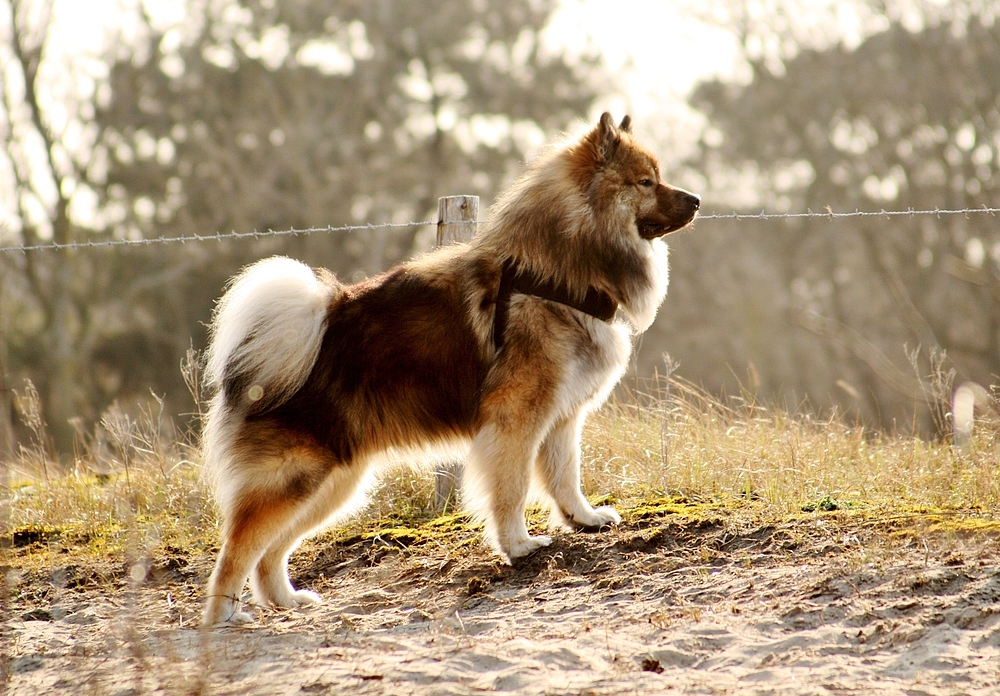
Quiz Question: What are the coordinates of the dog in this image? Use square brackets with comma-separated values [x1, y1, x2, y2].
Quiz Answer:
[200, 113, 699, 624]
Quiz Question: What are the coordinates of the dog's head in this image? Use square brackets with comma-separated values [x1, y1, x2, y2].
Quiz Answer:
[574, 112, 700, 240]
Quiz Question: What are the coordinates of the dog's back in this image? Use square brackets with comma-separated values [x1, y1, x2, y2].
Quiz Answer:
[251, 256, 493, 461]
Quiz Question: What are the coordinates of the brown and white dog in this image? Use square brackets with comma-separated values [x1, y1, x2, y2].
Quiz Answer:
[201, 113, 699, 624]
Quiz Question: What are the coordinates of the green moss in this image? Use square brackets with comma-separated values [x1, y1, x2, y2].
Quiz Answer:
[882, 514, 1000, 536]
[425, 512, 471, 528]
[801, 495, 857, 513]
[8, 524, 71, 548]
[925, 517, 1000, 533]
[622, 496, 721, 522]
[325, 511, 480, 550]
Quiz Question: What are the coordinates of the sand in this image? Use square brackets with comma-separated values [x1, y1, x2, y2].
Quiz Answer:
[4, 512, 999, 695]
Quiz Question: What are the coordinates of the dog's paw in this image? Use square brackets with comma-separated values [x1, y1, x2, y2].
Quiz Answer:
[592, 505, 621, 527]
[504, 534, 552, 561]
[226, 609, 257, 625]
[252, 571, 324, 608]
[570, 505, 621, 531]
[260, 587, 323, 609]
[202, 601, 255, 627]
[286, 589, 322, 607]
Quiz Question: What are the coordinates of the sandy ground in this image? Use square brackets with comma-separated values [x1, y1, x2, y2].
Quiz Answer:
[4, 511, 1000, 695]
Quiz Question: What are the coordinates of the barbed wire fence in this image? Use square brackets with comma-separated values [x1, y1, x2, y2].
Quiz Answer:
[1, 205, 999, 253]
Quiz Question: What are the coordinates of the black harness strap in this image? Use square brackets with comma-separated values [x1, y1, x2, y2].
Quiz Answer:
[493, 260, 618, 350]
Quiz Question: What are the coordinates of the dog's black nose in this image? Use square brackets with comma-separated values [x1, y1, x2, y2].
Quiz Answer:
[685, 192, 701, 210]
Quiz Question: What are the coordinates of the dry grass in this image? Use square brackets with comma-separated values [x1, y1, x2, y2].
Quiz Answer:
[582, 378, 1000, 517]
[4, 369, 216, 563]
[3, 373, 998, 566]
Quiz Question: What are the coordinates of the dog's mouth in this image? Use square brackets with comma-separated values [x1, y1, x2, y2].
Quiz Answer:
[637, 190, 701, 239]
[638, 211, 699, 239]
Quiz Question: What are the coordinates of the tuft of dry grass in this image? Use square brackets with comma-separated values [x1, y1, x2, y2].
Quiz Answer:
[4, 378, 215, 565]
[3, 373, 998, 566]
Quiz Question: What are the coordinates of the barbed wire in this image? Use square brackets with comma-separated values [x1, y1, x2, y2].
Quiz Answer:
[0, 221, 431, 253]
[1, 205, 998, 253]
[696, 205, 1000, 220]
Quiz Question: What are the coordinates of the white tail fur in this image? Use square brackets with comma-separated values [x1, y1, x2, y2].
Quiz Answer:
[206, 256, 337, 411]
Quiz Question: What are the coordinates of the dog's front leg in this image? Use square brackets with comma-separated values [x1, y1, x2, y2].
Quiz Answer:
[465, 422, 552, 562]
[537, 413, 621, 531]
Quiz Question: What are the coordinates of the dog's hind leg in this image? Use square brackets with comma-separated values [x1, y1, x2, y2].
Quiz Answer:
[535, 412, 621, 531]
[203, 487, 302, 625]
[251, 462, 370, 610]
[202, 448, 355, 626]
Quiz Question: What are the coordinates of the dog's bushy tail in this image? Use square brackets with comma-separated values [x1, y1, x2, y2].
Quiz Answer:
[205, 256, 338, 414]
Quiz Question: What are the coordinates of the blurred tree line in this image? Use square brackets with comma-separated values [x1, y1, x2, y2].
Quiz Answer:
[2, 0, 998, 457]
[0, 0, 602, 454]
[643, 0, 1000, 433]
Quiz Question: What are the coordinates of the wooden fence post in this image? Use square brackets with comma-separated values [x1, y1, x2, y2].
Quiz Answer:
[434, 195, 479, 511]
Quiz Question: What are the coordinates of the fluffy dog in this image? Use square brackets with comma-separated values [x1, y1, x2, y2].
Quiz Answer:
[201, 113, 699, 625]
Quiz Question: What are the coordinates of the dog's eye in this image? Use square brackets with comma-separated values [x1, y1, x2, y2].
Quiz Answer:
[638, 179, 655, 188]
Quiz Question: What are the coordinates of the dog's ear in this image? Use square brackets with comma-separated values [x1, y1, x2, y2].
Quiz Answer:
[619, 115, 632, 133]
[596, 111, 621, 161]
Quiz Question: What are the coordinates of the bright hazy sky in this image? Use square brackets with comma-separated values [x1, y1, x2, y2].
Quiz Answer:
[50, 0, 741, 111]
[47, 0, 944, 120]
[546, 0, 741, 111]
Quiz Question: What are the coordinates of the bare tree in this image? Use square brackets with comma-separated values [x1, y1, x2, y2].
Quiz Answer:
[2, 0, 93, 450]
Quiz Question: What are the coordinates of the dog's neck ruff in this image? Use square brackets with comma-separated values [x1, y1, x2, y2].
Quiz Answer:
[493, 260, 618, 350]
